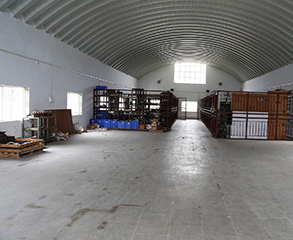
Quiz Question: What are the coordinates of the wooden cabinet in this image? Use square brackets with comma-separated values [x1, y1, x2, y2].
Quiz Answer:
[231, 93, 270, 112]
[268, 114, 287, 140]
[267, 91, 288, 139]
[231, 91, 288, 139]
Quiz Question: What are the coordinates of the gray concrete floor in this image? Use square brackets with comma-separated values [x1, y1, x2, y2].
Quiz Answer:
[1, 120, 293, 240]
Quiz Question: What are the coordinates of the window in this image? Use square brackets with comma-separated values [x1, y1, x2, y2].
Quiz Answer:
[67, 92, 82, 116]
[174, 62, 206, 84]
[182, 101, 198, 112]
[0, 85, 29, 122]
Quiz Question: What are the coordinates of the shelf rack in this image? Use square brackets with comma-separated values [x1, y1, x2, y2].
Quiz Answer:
[22, 116, 57, 142]
[93, 88, 178, 131]
[199, 90, 293, 140]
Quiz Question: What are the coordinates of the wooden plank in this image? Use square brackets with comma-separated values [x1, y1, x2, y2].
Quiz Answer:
[0, 138, 44, 158]
[232, 93, 247, 111]
[15, 138, 44, 143]
[248, 94, 270, 112]
[268, 114, 287, 140]
[0, 151, 20, 158]
[0, 138, 44, 149]
[45, 109, 74, 134]
[232, 93, 270, 112]
[268, 92, 288, 114]
[19, 145, 43, 154]
[267, 91, 288, 139]
[0, 145, 43, 158]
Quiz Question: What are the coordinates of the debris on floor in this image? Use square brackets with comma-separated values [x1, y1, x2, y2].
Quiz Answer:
[149, 119, 159, 131]
[74, 122, 85, 134]
[54, 131, 69, 141]
[87, 121, 99, 130]
[86, 121, 107, 132]
[73, 122, 108, 134]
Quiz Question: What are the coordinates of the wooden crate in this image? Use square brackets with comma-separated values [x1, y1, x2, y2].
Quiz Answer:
[0, 138, 44, 158]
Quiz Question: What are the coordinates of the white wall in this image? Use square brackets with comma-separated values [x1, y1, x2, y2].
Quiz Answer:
[243, 64, 293, 91]
[0, 13, 137, 137]
[138, 64, 242, 118]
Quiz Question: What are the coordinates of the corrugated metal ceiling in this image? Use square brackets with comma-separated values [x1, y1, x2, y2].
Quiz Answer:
[1, 0, 293, 82]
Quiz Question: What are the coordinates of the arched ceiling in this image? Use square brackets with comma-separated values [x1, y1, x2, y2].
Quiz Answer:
[1, 0, 293, 82]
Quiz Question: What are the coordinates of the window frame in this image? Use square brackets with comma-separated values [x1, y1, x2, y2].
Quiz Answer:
[182, 100, 198, 113]
[67, 92, 83, 116]
[0, 84, 29, 122]
[174, 62, 206, 84]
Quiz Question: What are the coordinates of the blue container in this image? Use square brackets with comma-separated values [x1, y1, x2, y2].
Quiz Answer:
[104, 120, 111, 128]
[96, 115, 107, 119]
[91, 119, 99, 124]
[131, 120, 139, 129]
[118, 121, 125, 129]
[125, 121, 131, 129]
[95, 85, 107, 89]
[97, 111, 107, 114]
[110, 120, 118, 128]
[98, 119, 105, 127]
[89, 119, 94, 125]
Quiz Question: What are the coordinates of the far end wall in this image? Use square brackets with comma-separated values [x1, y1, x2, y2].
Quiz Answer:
[138, 64, 242, 118]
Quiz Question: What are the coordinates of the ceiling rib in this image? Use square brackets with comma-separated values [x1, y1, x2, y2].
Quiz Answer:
[1, 0, 293, 81]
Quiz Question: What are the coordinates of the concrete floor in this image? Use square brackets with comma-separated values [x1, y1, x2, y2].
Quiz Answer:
[1, 120, 293, 240]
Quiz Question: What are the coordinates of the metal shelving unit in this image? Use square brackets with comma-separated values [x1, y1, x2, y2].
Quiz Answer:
[93, 88, 178, 131]
[22, 116, 57, 142]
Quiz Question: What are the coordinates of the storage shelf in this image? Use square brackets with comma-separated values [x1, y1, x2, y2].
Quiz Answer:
[199, 90, 292, 140]
[93, 88, 178, 131]
[22, 116, 57, 142]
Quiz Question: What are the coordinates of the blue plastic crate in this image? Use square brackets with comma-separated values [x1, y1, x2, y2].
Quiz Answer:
[104, 120, 111, 128]
[131, 120, 139, 129]
[93, 119, 100, 124]
[118, 121, 125, 129]
[95, 85, 107, 89]
[97, 111, 107, 114]
[110, 120, 118, 128]
[125, 121, 131, 129]
[98, 119, 105, 127]
[96, 115, 107, 119]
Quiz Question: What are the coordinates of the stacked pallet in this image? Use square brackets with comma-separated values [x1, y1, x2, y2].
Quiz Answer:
[0, 138, 44, 158]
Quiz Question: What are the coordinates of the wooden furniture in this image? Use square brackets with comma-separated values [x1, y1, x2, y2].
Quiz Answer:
[0, 138, 44, 158]
[200, 90, 291, 140]
[45, 109, 74, 134]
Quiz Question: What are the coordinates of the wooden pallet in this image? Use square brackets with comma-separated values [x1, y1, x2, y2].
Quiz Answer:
[0, 138, 44, 158]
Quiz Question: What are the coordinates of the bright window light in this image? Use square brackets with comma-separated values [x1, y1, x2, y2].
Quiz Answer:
[182, 101, 198, 112]
[174, 62, 206, 84]
[0, 85, 29, 122]
[67, 92, 82, 116]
